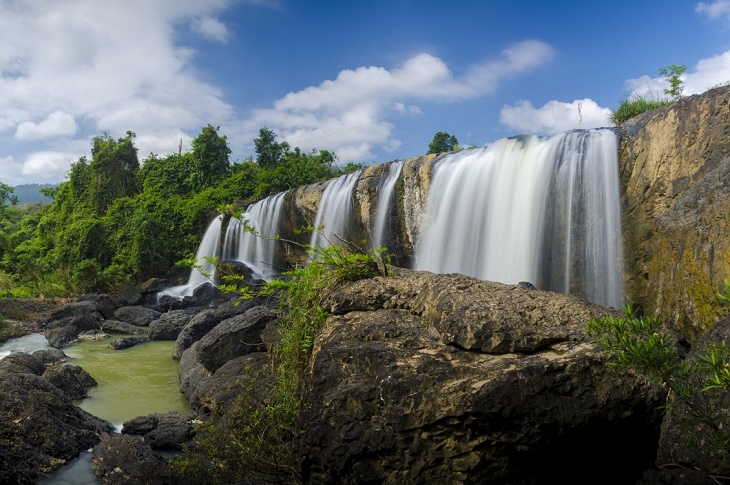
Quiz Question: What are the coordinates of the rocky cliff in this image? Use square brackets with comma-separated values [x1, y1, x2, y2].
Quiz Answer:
[619, 85, 730, 338]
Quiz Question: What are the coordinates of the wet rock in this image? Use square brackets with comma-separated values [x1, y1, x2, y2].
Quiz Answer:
[0, 368, 111, 482]
[44, 312, 102, 348]
[48, 300, 101, 322]
[139, 278, 169, 295]
[113, 306, 161, 326]
[0, 351, 45, 375]
[99, 319, 146, 335]
[191, 282, 222, 304]
[32, 348, 68, 366]
[91, 433, 183, 485]
[148, 309, 196, 341]
[195, 306, 276, 373]
[122, 411, 195, 450]
[109, 336, 147, 350]
[77, 294, 128, 320]
[42, 364, 97, 400]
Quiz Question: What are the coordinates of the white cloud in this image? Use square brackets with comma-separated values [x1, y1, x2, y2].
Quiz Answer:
[696, 1, 730, 20]
[499, 99, 612, 134]
[191, 16, 230, 43]
[15, 111, 78, 140]
[625, 49, 730, 98]
[21, 151, 77, 180]
[245, 40, 554, 162]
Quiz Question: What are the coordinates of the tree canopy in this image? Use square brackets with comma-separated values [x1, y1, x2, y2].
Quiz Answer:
[427, 132, 459, 154]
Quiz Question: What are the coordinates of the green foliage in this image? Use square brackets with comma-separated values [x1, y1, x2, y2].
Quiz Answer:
[428, 131, 459, 154]
[254, 127, 291, 169]
[586, 306, 730, 464]
[610, 94, 672, 124]
[191, 124, 231, 188]
[659, 64, 687, 101]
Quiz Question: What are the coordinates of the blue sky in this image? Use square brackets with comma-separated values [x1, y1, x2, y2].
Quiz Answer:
[1, 0, 730, 186]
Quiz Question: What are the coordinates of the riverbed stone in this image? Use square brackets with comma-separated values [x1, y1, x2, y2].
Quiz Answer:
[148, 309, 195, 341]
[77, 294, 128, 320]
[99, 319, 146, 335]
[91, 433, 183, 485]
[195, 306, 276, 373]
[48, 300, 101, 322]
[0, 351, 45, 375]
[113, 306, 161, 326]
[44, 312, 102, 348]
[32, 348, 68, 366]
[42, 364, 97, 400]
[122, 411, 195, 450]
[0, 367, 111, 482]
[109, 336, 147, 350]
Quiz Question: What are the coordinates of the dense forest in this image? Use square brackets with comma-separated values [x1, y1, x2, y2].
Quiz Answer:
[0, 125, 359, 297]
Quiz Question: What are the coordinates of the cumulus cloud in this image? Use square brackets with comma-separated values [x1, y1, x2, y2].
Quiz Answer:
[625, 49, 730, 98]
[191, 16, 230, 43]
[696, 1, 730, 21]
[245, 40, 554, 162]
[21, 151, 77, 179]
[499, 99, 612, 135]
[15, 111, 78, 140]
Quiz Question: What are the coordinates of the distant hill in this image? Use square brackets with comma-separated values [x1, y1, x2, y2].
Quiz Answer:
[12, 183, 55, 205]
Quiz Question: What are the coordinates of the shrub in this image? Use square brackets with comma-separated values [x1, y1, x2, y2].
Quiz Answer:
[610, 94, 672, 125]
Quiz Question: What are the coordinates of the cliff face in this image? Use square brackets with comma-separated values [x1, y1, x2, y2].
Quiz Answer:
[619, 86, 730, 338]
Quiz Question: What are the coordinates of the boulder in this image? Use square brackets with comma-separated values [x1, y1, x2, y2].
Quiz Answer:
[0, 351, 46, 375]
[296, 270, 666, 484]
[76, 294, 128, 320]
[656, 317, 730, 476]
[44, 312, 102, 348]
[91, 433, 183, 485]
[0, 368, 111, 482]
[195, 306, 276, 373]
[148, 309, 196, 341]
[48, 300, 101, 322]
[42, 364, 97, 400]
[172, 298, 268, 359]
[32, 348, 68, 366]
[139, 278, 169, 295]
[122, 411, 195, 450]
[109, 336, 147, 350]
[99, 319, 146, 335]
[191, 282, 222, 304]
[113, 306, 161, 326]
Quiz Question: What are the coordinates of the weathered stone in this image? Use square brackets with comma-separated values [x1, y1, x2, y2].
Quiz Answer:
[91, 433, 183, 485]
[178, 342, 210, 403]
[42, 364, 97, 400]
[0, 351, 45, 375]
[77, 294, 128, 320]
[99, 319, 146, 335]
[138, 277, 169, 294]
[113, 306, 161, 326]
[44, 312, 102, 348]
[48, 300, 101, 322]
[172, 299, 267, 359]
[656, 317, 730, 476]
[195, 306, 276, 373]
[296, 271, 666, 484]
[109, 336, 147, 350]
[122, 411, 195, 450]
[148, 309, 195, 341]
[0, 369, 111, 482]
[32, 348, 68, 366]
[191, 282, 222, 304]
[620, 85, 730, 338]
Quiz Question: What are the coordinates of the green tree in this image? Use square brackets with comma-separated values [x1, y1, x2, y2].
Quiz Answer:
[87, 131, 140, 213]
[659, 64, 687, 101]
[254, 127, 290, 169]
[427, 131, 459, 154]
[191, 125, 231, 188]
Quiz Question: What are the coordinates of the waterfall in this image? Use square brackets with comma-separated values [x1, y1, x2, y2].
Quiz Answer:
[372, 161, 404, 250]
[310, 170, 361, 249]
[222, 192, 286, 280]
[160, 216, 222, 298]
[414, 129, 623, 308]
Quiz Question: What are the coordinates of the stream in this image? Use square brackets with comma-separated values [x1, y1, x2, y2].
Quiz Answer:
[0, 333, 190, 483]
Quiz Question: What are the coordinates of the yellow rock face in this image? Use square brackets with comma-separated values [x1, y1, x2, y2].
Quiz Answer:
[620, 85, 730, 339]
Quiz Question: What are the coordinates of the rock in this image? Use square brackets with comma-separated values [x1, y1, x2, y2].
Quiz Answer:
[158, 294, 198, 311]
[76, 294, 128, 319]
[48, 300, 101, 322]
[185, 352, 271, 413]
[0, 368, 111, 482]
[195, 306, 276, 373]
[656, 317, 730, 476]
[637, 465, 718, 485]
[32, 348, 68, 366]
[109, 336, 147, 350]
[172, 299, 267, 359]
[178, 342, 209, 404]
[78, 329, 109, 341]
[0, 351, 46, 375]
[99, 319, 146, 335]
[122, 411, 195, 450]
[296, 271, 666, 484]
[91, 433, 182, 485]
[139, 278, 169, 294]
[44, 312, 102, 348]
[191, 282, 222, 304]
[148, 309, 196, 341]
[42, 364, 97, 400]
[113, 306, 161, 326]
[620, 86, 730, 338]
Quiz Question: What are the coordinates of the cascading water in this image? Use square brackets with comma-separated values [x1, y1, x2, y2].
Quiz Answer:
[372, 161, 404, 250]
[414, 129, 623, 308]
[310, 170, 361, 249]
[159, 216, 222, 298]
[223, 192, 286, 280]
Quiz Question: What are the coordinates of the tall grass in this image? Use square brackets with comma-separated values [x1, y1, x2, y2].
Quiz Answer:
[610, 94, 672, 125]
